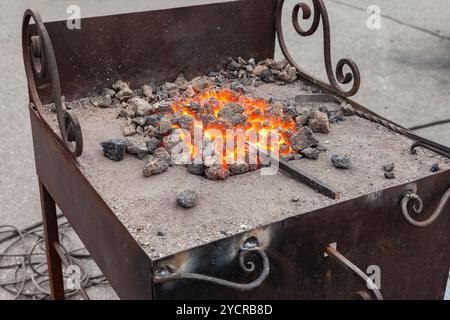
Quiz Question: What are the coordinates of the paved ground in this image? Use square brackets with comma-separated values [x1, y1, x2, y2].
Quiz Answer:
[0, 0, 449, 299]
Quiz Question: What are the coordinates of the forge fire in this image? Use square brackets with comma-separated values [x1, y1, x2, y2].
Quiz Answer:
[96, 58, 338, 181]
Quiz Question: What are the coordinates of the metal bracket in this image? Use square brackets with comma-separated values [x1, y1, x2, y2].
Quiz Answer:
[22, 9, 83, 157]
[400, 188, 450, 228]
[153, 238, 270, 291]
[324, 245, 383, 300]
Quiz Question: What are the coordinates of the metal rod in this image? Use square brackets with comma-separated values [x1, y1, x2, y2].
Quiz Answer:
[247, 142, 340, 200]
[325, 245, 383, 300]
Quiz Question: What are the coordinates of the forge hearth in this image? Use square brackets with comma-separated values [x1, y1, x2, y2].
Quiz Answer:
[24, 0, 450, 300]
[41, 72, 450, 259]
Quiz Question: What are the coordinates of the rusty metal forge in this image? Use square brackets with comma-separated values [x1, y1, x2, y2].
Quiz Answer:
[22, 0, 450, 300]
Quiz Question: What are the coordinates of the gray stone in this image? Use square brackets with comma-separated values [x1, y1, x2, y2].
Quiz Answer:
[228, 59, 242, 71]
[142, 84, 153, 98]
[132, 116, 147, 127]
[164, 82, 179, 92]
[252, 65, 268, 77]
[119, 107, 136, 119]
[205, 165, 230, 181]
[100, 138, 129, 161]
[277, 66, 297, 83]
[145, 114, 162, 127]
[270, 59, 288, 71]
[218, 103, 248, 125]
[291, 196, 300, 203]
[176, 190, 198, 208]
[192, 77, 209, 93]
[102, 88, 116, 97]
[123, 123, 137, 137]
[92, 95, 112, 108]
[178, 115, 195, 130]
[154, 147, 173, 166]
[187, 163, 205, 176]
[129, 97, 153, 117]
[156, 231, 166, 237]
[261, 69, 276, 83]
[331, 154, 351, 169]
[290, 127, 318, 151]
[229, 162, 250, 175]
[384, 171, 396, 179]
[113, 80, 133, 100]
[301, 147, 319, 160]
[174, 74, 188, 86]
[126, 141, 148, 160]
[162, 132, 183, 152]
[143, 156, 169, 177]
[308, 111, 330, 133]
[146, 137, 161, 154]
[158, 116, 173, 135]
[431, 163, 440, 173]
[383, 162, 395, 172]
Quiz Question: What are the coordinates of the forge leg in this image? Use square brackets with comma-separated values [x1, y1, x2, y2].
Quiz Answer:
[39, 180, 65, 300]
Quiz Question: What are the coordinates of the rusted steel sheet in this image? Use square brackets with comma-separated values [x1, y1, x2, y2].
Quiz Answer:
[29, 106, 152, 300]
[153, 171, 450, 299]
[34, 0, 277, 103]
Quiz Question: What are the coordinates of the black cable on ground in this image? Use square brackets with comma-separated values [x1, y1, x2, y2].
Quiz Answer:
[0, 217, 108, 300]
[409, 119, 450, 131]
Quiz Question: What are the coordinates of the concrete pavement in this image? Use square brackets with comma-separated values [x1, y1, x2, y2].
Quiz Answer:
[0, 0, 449, 299]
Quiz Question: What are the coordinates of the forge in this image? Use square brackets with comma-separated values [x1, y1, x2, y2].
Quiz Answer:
[24, 0, 450, 300]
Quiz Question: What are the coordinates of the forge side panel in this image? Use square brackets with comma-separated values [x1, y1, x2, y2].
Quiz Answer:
[32, 0, 277, 103]
[153, 172, 450, 299]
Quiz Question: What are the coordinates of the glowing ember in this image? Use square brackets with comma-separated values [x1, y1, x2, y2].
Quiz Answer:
[164, 89, 300, 168]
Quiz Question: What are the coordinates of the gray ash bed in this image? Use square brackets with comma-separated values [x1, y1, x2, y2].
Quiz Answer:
[42, 69, 449, 259]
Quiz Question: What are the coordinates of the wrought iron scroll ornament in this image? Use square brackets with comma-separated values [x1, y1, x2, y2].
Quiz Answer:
[400, 188, 450, 228]
[153, 239, 270, 291]
[22, 9, 83, 157]
[276, 0, 361, 97]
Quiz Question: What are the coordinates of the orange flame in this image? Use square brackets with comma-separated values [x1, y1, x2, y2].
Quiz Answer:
[167, 89, 297, 167]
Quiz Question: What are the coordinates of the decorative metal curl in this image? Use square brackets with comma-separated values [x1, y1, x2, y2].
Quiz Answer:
[153, 240, 270, 291]
[340, 103, 450, 159]
[401, 188, 450, 228]
[276, 0, 361, 97]
[22, 9, 83, 157]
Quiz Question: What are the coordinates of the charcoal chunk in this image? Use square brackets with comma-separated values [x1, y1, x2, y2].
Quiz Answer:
[126, 141, 148, 160]
[301, 147, 319, 160]
[290, 127, 318, 151]
[308, 111, 330, 133]
[176, 190, 198, 208]
[143, 156, 169, 177]
[383, 162, 395, 172]
[178, 115, 195, 130]
[205, 165, 230, 181]
[431, 163, 440, 173]
[229, 162, 250, 175]
[187, 163, 205, 176]
[384, 171, 396, 179]
[100, 138, 129, 161]
[154, 147, 173, 166]
[331, 154, 351, 169]
[261, 69, 276, 83]
[192, 78, 209, 93]
[146, 137, 161, 154]
[218, 103, 247, 125]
